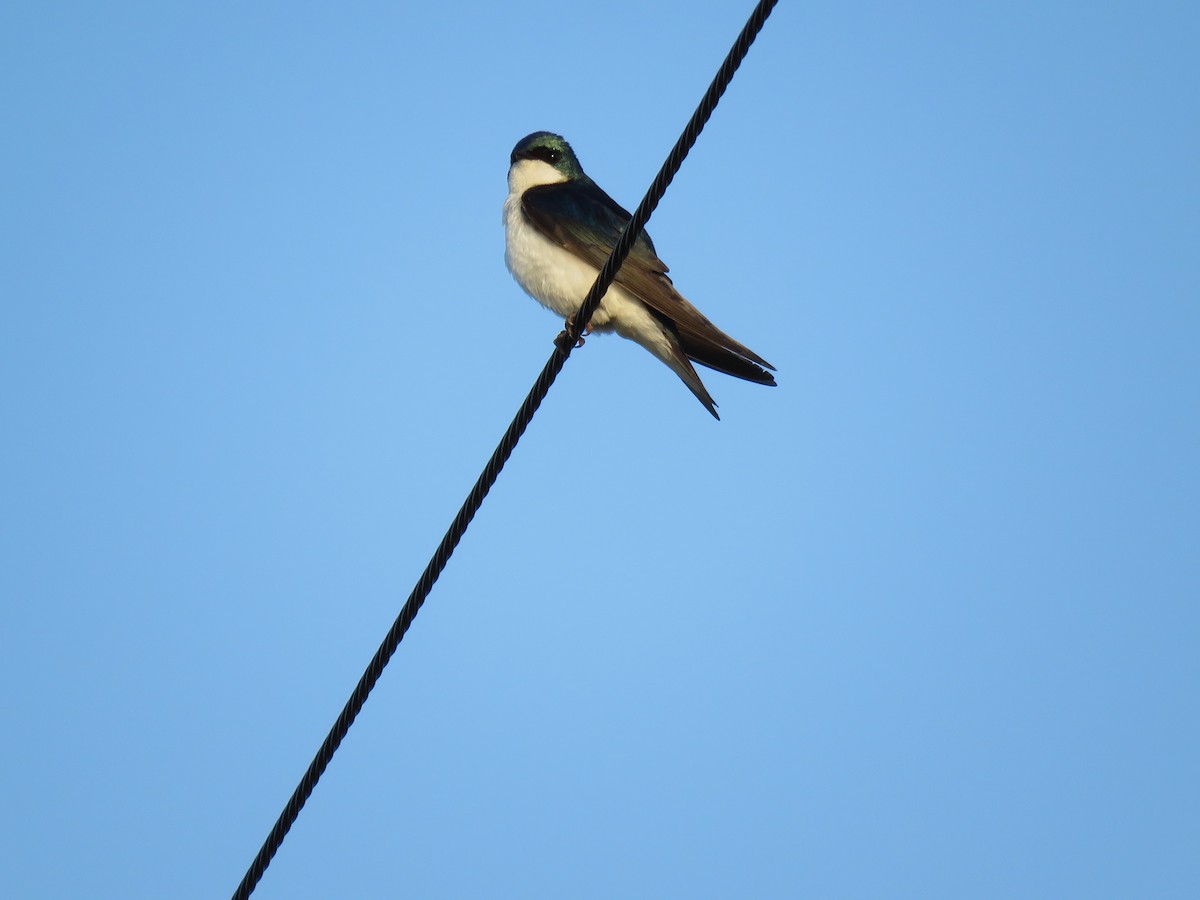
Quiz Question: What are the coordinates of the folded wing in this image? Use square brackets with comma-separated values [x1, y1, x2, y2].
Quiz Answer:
[521, 180, 776, 386]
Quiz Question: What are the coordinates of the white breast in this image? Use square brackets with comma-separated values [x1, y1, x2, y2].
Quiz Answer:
[503, 191, 614, 323]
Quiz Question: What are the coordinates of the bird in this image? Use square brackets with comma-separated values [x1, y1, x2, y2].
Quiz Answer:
[503, 130, 776, 419]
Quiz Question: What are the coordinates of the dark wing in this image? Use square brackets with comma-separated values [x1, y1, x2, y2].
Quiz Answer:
[522, 179, 776, 385]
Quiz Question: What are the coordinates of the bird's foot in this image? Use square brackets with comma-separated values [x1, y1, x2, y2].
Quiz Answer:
[554, 330, 580, 353]
[555, 315, 593, 352]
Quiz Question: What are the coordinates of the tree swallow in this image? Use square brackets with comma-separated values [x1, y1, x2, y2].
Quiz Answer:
[503, 131, 776, 419]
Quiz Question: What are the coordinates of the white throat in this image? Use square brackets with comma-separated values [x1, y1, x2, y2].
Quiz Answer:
[507, 158, 568, 195]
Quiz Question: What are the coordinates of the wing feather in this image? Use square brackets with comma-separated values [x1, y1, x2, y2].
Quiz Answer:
[522, 180, 776, 386]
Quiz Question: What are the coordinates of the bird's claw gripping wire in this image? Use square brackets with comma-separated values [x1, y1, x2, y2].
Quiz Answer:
[555, 316, 593, 353]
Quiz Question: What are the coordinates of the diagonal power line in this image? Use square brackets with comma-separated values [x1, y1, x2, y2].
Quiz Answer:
[231, 1, 779, 896]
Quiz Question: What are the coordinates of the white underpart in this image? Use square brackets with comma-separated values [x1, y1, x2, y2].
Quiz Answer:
[503, 159, 682, 372]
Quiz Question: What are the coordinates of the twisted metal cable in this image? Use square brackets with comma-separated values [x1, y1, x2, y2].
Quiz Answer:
[232, 2, 779, 896]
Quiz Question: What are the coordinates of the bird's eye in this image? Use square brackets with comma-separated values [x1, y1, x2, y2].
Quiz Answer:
[547, 149, 561, 163]
[530, 146, 561, 165]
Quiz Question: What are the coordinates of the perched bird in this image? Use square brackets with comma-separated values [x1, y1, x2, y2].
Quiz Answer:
[503, 130, 776, 419]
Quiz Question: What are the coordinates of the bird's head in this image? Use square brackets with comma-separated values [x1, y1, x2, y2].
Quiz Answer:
[508, 131, 585, 193]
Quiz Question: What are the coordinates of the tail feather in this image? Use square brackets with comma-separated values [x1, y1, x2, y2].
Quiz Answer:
[680, 333, 777, 386]
[662, 342, 721, 420]
[641, 295, 776, 389]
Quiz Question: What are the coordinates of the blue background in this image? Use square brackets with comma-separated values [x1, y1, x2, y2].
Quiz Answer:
[2, 2, 1197, 897]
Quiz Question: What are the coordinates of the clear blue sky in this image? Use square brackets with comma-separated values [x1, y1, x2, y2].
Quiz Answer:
[2, 2, 1197, 897]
